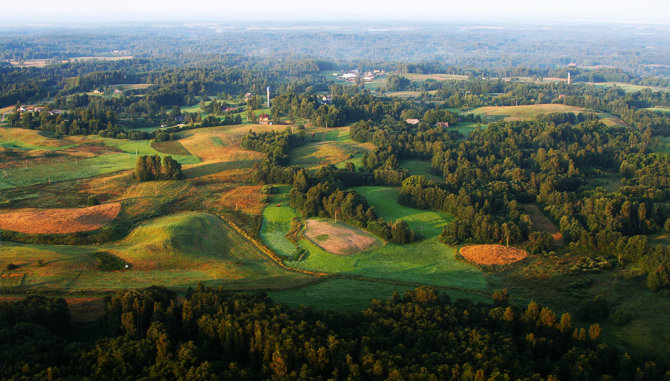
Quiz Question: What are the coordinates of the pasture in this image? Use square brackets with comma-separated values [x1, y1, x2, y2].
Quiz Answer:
[0, 212, 311, 292]
[291, 127, 373, 170]
[258, 185, 488, 290]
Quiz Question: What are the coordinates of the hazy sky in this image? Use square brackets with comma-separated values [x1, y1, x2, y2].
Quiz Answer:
[5, 0, 670, 24]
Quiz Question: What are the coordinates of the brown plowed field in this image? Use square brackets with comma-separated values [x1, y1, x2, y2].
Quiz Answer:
[304, 219, 382, 255]
[459, 244, 528, 265]
[0, 203, 121, 234]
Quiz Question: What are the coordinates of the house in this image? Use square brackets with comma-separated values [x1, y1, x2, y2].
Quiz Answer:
[321, 95, 332, 104]
[174, 115, 185, 123]
[34, 107, 44, 113]
[405, 118, 420, 125]
[114, 89, 122, 94]
[49, 109, 64, 116]
[223, 107, 239, 113]
[93, 89, 104, 95]
[243, 92, 253, 101]
[258, 114, 271, 125]
[436, 122, 450, 128]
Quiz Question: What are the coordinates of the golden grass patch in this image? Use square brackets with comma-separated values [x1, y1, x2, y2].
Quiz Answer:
[0, 203, 121, 234]
[459, 244, 528, 265]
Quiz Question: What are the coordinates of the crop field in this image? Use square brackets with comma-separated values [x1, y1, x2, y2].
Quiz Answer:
[304, 218, 382, 255]
[470, 104, 585, 122]
[0, 212, 311, 292]
[0, 203, 121, 234]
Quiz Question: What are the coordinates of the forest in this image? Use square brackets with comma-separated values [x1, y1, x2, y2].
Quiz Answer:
[1, 286, 668, 380]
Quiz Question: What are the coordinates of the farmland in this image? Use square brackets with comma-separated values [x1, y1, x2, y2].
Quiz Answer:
[258, 185, 488, 292]
[0, 211, 311, 292]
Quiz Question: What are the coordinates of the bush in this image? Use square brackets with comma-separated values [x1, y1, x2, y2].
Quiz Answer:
[87, 195, 100, 206]
[92, 252, 130, 271]
[261, 185, 278, 194]
[6, 263, 18, 271]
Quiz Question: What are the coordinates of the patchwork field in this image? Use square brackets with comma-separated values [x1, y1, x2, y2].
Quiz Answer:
[0, 203, 121, 234]
[0, 211, 311, 292]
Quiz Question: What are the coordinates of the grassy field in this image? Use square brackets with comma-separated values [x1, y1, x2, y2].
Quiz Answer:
[399, 159, 443, 182]
[589, 82, 670, 93]
[0, 211, 310, 292]
[292, 127, 374, 170]
[470, 104, 585, 122]
[258, 185, 487, 290]
[645, 107, 670, 114]
[259, 187, 300, 257]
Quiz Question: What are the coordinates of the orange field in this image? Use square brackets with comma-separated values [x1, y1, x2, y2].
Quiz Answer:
[0, 203, 121, 234]
[459, 244, 528, 265]
[218, 185, 265, 215]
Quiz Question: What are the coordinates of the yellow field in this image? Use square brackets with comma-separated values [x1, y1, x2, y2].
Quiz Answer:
[403, 73, 469, 81]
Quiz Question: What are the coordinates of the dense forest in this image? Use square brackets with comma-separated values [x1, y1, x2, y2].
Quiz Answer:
[1, 286, 668, 380]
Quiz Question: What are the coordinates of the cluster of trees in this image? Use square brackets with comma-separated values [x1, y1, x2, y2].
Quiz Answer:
[241, 129, 304, 167]
[135, 155, 183, 181]
[1, 286, 667, 380]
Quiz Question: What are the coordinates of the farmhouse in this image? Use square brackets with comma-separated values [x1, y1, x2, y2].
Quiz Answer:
[258, 114, 271, 125]
[436, 122, 450, 128]
[405, 118, 420, 125]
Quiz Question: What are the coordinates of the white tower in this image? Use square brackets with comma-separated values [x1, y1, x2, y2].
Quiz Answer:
[567, 72, 571, 85]
[266, 87, 270, 108]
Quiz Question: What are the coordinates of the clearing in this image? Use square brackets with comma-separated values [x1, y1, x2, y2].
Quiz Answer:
[460, 244, 528, 265]
[521, 204, 564, 245]
[304, 218, 382, 255]
[0, 203, 121, 234]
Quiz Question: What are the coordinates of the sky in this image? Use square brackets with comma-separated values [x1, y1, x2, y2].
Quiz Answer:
[4, 0, 670, 24]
